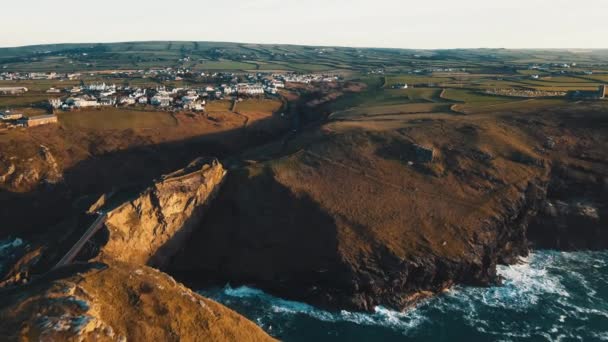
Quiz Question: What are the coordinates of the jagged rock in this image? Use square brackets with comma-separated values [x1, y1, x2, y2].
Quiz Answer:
[100, 157, 227, 268]
[39, 145, 62, 184]
[0, 163, 15, 183]
[0, 261, 275, 342]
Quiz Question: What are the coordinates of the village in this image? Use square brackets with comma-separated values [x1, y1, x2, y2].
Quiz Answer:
[0, 70, 340, 129]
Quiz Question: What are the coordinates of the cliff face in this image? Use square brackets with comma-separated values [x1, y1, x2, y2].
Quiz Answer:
[170, 106, 608, 312]
[100, 157, 227, 268]
[0, 261, 275, 342]
[529, 164, 607, 250]
[0, 158, 277, 341]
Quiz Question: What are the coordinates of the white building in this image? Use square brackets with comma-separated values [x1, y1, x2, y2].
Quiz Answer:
[0, 87, 28, 94]
[236, 83, 264, 96]
[99, 97, 116, 106]
[120, 97, 136, 105]
[49, 98, 62, 109]
[151, 95, 173, 107]
[74, 98, 100, 108]
[0, 111, 23, 120]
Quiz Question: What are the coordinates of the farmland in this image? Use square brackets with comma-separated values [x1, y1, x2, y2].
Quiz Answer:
[59, 108, 177, 130]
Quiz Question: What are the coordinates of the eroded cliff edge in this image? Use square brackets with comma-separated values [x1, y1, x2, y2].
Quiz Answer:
[170, 104, 608, 312]
[0, 158, 277, 341]
[99, 157, 227, 268]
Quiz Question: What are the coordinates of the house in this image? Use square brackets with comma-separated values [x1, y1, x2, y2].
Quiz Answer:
[236, 83, 264, 96]
[49, 98, 62, 109]
[0, 87, 28, 95]
[223, 86, 234, 95]
[19, 114, 58, 127]
[74, 98, 99, 108]
[119, 97, 136, 105]
[99, 97, 116, 106]
[151, 95, 173, 107]
[138, 96, 148, 104]
[181, 95, 199, 105]
[0, 111, 24, 121]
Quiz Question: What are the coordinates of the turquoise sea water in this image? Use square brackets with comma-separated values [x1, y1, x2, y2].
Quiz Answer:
[201, 251, 608, 341]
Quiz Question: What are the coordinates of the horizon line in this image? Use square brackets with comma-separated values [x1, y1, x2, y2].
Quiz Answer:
[1, 39, 608, 51]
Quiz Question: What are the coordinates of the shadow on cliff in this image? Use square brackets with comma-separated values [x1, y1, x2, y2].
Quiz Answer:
[0, 112, 290, 243]
[167, 166, 351, 309]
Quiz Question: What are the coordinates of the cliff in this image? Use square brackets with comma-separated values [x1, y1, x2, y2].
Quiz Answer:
[170, 105, 608, 312]
[0, 158, 277, 341]
[100, 157, 227, 268]
[0, 260, 275, 342]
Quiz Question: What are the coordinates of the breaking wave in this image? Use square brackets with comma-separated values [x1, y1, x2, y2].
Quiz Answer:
[201, 250, 608, 342]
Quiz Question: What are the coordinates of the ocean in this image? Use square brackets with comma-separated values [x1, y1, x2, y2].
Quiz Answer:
[200, 250, 608, 341]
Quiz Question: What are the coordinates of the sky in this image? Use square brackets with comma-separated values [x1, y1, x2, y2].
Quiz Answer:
[2, 0, 608, 49]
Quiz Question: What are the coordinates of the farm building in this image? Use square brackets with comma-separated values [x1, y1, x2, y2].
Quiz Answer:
[19, 114, 58, 127]
[0, 87, 28, 95]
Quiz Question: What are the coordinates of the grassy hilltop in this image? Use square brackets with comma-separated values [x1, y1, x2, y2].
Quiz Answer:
[2, 41, 608, 74]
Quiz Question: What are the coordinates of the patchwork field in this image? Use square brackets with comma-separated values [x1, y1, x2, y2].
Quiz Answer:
[59, 108, 177, 130]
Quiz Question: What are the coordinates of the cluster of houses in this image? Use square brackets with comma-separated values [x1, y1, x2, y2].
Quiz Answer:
[282, 74, 338, 84]
[41, 71, 337, 112]
[0, 72, 81, 81]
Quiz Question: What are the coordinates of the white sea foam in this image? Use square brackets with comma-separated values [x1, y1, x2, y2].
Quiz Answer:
[203, 250, 608, 340]
[218, 284, 427, 333]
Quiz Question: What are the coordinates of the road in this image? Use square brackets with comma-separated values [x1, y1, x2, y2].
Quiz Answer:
[52, 211, 107, 270]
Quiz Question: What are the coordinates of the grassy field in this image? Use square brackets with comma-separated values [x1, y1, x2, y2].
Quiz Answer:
[331, 102, 453, 119]
[0, 80, 80, 92]
[237, 99, 282, 113]
[441, 88, 514, 104]
[0, 94, 52, 107]
[206, 100, 233, 112]
[385, 76, 454, 87]
[194, 60, 257, 70]
[59, 108, 176, 130]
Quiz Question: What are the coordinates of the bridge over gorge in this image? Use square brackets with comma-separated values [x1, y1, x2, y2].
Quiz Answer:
[52, 211, 107, 270]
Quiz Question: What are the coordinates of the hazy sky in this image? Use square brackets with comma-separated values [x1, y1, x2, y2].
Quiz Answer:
[2, 0, 608, 49]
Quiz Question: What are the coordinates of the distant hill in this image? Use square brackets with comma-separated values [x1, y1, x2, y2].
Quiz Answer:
[2, 41, 608, 73]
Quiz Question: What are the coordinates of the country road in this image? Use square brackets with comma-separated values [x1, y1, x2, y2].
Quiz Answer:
[52, 212, 107, 270]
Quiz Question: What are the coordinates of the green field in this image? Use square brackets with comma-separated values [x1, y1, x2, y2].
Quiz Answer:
[193, 60, 257, 70]
[385, 76, 453, 87]
[59, 108, 177, 130]
[237, 99, 282, 113]
[206, 100, 232, 112]
[331, 102, 452, 119]
[0, 94, 52, 107]
[441, 89, 515, 104]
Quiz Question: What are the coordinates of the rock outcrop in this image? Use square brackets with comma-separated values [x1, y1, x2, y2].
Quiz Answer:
[100, 157, 227, 268]
[529, 164, 607, 250]
[170, 106, 608, 312]
[0, 158, 277, 341]
[0, 261, 275, 342]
